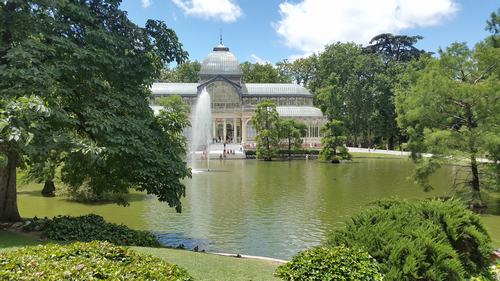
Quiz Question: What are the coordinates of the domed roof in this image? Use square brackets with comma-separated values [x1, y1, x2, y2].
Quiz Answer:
[200, 44, 242, 76]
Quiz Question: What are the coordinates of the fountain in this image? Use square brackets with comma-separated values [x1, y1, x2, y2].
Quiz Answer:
[190, 88, 212, 171]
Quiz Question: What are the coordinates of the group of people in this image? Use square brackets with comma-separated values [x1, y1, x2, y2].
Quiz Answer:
[212, 136, 235, 144]
[219, 148, 237, 159]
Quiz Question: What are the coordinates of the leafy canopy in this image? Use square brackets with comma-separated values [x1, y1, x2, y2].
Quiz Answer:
[252, 101, 280, 161]
[0, 0, 191, 221]
[395, 42, 500, 203]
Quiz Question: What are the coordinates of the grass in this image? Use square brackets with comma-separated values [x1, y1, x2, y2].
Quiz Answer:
[133, 247, 281, 281]
[0, 231, 47, 250]
[0, 231, 281, 281]
[350, 152, 407, 158]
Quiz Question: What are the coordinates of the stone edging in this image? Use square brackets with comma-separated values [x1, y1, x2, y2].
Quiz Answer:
[210, 252, 288, 263]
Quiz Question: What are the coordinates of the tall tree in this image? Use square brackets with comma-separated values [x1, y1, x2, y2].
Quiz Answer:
[485, 8, 500, 48]
[0, 0, 190, 221]
[241, 62, 291, 83]
[276, 56, 317, 87]
[253, 101, 280, 161]
[396, 42, 500, 207]
[314, 43, 383, 147]
[320, 120, 351, 163]
[160, 60, 201, 82]
[278, 119, 306, 159]
[364, 33, 429, 149]
[365, 33, 427, 63]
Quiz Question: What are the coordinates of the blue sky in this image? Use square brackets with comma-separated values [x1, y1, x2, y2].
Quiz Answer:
[120, 0, 498, 64]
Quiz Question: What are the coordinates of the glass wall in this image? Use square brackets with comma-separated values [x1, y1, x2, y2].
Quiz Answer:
[206, 81, 241, 112]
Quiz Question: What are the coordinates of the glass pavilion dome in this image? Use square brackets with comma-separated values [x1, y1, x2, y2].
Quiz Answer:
[199, 44, 243, 76]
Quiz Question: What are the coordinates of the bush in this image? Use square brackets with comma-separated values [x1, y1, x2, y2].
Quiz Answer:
[60, 184, 129, 204]
[24, 214, 161, 247]
[0, 241, 193, 280]
[325, 199, 493, 281]
[245, 149, 320, 156]
[275, 246, 383, 281]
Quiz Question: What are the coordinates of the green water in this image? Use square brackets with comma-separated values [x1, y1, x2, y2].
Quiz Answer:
[17, 158, 500, 259]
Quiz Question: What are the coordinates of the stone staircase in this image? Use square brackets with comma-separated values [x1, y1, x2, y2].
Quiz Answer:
[190, 143, 246, 159]
[207, 143, 246, 159]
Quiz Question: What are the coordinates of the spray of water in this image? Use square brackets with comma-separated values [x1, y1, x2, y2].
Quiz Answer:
[190, 88, 212, 171]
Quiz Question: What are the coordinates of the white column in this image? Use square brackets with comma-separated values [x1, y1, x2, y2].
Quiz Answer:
[307, 123, 311, 145]
[242, 119, 247, 144]
[233, 118, 237, 143]
[212, 119, 216, 141]
[223, 119, 227, 142]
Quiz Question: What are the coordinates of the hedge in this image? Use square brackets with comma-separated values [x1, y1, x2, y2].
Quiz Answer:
[0, 241, 193, 280]
[275, 246, 383, 281]
[23, 214, 161, 247]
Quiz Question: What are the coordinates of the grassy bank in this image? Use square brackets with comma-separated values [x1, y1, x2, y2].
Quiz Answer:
[0, 231, 280, 281]
[350, 152, 407, 158]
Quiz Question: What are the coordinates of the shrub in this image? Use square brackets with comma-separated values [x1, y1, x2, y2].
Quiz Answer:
[325, 199, 493, 281]
[245, 149, 320, 156]
[60, 184, 129, 204]
[275, 246, 383, 281]
[24, 214, 161, 247]
[0, 241, 193, 280]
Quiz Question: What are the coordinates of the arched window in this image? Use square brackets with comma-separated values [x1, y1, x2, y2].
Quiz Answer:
[206, 81, 240, 112]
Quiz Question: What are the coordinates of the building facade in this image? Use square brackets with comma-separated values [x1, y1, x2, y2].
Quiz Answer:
[151, 43, 325, 146]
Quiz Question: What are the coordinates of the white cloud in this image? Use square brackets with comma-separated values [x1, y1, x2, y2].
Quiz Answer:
[250, 54, 271, 64]
[141, 0, 151, 8]
[274, 0, 459, 54]
[172, 0, 242, 22]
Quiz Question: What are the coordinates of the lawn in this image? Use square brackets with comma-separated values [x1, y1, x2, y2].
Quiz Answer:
[0, 231, 47, 250]
[0, 231, 281, 281]
[350, 152, 407, 158]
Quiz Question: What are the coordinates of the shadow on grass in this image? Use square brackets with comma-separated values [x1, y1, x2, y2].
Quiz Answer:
[17, 189, 148, 206]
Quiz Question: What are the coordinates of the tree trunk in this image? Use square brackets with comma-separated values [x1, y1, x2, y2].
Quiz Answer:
[41, 180, 56, 197]
[470, 155, 483, 208]
[0, 150, 22, 222]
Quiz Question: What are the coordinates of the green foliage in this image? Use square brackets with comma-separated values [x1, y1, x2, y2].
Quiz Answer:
[61, 185, 130, 205]
[276, 57, 317, 87]
[0, 0, 191, 221]
[395, 42, 500, 204]
[320, 119, 351, 163]
[275, 246, 383, 281]
[0, 241, 193, 280]
[253, 101, 280, 161]
[325, 199, 493, 280]
[314, 43, 392, 148]
[485, 8, 500, 48]
[156, 95, 191, 156]
[278, 119, 307, 159]
[365, 33, 427, 62]
[245, 149, 320, 157]
[24, 214, 161, 247]
[241, 61, 291, 83]
[160, 60, 201, 82]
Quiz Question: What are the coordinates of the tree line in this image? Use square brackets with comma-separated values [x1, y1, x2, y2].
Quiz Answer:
[252, 9, 500, 207]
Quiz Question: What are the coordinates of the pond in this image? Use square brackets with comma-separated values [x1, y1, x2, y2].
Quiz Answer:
[17, 158, 500, 259]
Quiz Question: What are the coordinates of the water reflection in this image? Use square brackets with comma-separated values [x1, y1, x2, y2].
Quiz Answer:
[17, 159, 500, 259]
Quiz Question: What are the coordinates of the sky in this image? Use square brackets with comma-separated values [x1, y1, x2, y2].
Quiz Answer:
[120, 0, 498, 64]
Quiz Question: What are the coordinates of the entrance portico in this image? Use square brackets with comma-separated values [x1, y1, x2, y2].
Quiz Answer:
[212, 116, 242, 143]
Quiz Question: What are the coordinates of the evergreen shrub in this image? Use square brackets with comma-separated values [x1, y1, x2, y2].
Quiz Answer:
[325, 199, 493, 280]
